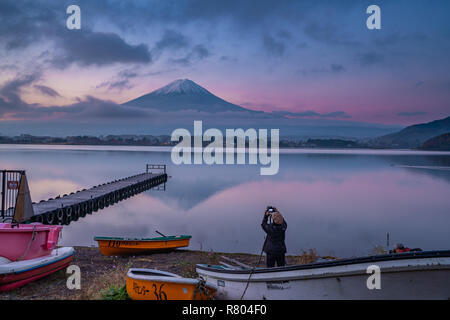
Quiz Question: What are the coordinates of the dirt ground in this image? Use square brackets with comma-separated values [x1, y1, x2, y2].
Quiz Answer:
[0, 247, 307, 300]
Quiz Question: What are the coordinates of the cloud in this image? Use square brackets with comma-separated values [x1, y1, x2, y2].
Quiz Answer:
[303, 21, 360, 46]
[0, 64, 18, 71]
[170, 44, 211, 66]
[356, 52, 384, 66]
[330, 64, 346, 73]
[415, 81, 425, 87]
[272, 110, 351, 119]
[154, 30, 190, 52]
[51, 30, 152, 68]
[0, 73, 149, 120]
[64, 96, 151, 119]
[0, 1, 152, 69]
[148, 30, 211, 66]
[263, 34, 285, 56]
[0, 1, 54, 51]
[34, 85, 61, 97]
[397, 111, 427, 117]
[6, 96, 153, 121]
[96, 80, 133, 91]
[0, 73, 41, 116]
[298, 64, 346, 75]
[191, 45, 211, 60]
[374, 33, 429, 48]
[320, 111, 351, 119]
[96, 69, 139, 92]
[274, 110, 319, 118]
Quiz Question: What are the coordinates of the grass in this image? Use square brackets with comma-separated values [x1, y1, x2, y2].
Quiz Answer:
[371, 244, 387, 255]
[101, 285, 130, 300]
[296, 249, 320, 264]
[80, 261, 131, 300]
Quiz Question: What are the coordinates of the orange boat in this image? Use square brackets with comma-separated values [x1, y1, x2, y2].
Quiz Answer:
[126, 268, 216, 300]
[94, 235, 191, 256]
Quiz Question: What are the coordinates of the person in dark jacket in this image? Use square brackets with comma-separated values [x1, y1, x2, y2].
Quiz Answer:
[261, 207, 287, 267]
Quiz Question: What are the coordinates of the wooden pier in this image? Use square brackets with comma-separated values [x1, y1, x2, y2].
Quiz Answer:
[1, 165, 168, 225]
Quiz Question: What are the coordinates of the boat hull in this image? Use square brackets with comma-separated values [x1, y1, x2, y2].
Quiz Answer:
[126, 268, 216, 300]
[0, 223, 63, 261]
[0, 247, 74, 292]
[196, 250, 450, 300]
[94, 236, 191, 256]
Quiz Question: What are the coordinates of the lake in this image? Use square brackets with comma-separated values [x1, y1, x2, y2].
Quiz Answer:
[1, 144, 450, 258]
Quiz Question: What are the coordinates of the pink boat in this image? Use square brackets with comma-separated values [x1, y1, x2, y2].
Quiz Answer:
[0, 172, 74, 291]
[0, 223, 62, 261]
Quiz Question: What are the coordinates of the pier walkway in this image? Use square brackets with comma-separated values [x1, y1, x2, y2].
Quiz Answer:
[1, 165, 167, 225]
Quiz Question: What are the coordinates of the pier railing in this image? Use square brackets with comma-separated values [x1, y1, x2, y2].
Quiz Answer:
[1, 170, 26, 221]
[146, 164, 167, 190]
[146, 164, 166, 174]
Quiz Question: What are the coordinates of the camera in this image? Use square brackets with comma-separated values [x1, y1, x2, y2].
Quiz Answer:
[267, 206, 275, 213]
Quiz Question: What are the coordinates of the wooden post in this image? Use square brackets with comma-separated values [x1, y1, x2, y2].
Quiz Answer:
[13, 173, 35, 223]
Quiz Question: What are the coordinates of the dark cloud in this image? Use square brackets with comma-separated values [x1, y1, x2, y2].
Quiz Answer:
[330, 64, 346, 73]
[356, 52, 384, 66]
[274, 110, 319, 118]
[220, 56, 238, 62]
[0, 64, 18, 71]
[118, 70, 138, 79]
[0, 73, 40, 115]
[0, 0, 360, 70]
[153, 30, 190, 53]
[149, 29, 212, 66]
[415, 81, 425, 87]
[0, 1, 55, 50]
[96, 69, 139, 92]
[303, 21, 360, 46]
[34, 85, 61, 97]
[263, 34, 285, 57]
[51, 30, 152, 68]
[397, 111, 427, 117]
[374, 33, 429, 48]
[96, 80, 133, 91]
[272, 110, 351, 119]
[277, 30, 292, 39]
[5, 96, 152, 121]
[298, 64, 346, 75]
[170, 44, 211, 66]
[0, 1, 152, 68]
[191, 45, 210, 60]
[63, 96, 151, 119]
[320, 111, 351, 119]
[240, 102, 277, 110]
[0, 73, 148, 119]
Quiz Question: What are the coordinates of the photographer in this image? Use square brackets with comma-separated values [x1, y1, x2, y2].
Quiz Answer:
[261, 206, 287, 267]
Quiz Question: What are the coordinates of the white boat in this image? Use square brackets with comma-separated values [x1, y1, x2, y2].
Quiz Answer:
[196, 250, 450, 300]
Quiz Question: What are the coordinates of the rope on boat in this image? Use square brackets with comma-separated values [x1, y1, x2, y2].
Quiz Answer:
[193, 277, 214, 300]
[17, 224, 37, 261]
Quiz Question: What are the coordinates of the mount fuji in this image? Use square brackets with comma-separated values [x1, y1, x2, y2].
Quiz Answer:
[123, 79, 257, 113]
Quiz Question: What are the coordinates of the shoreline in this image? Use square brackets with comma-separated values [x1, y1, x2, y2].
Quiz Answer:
[1, 143, 449, 155]
[0, 247, 313, 300]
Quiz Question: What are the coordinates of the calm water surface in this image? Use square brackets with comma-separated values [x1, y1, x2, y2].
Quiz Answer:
[1, 145, 450, 257]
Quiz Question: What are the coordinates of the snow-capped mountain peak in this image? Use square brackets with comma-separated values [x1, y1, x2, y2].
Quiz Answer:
[151, 79, 211, 95]
[123, 79, 255, 113]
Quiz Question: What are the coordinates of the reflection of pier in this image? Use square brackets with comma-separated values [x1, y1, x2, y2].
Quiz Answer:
[1, 165, 167, 225]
